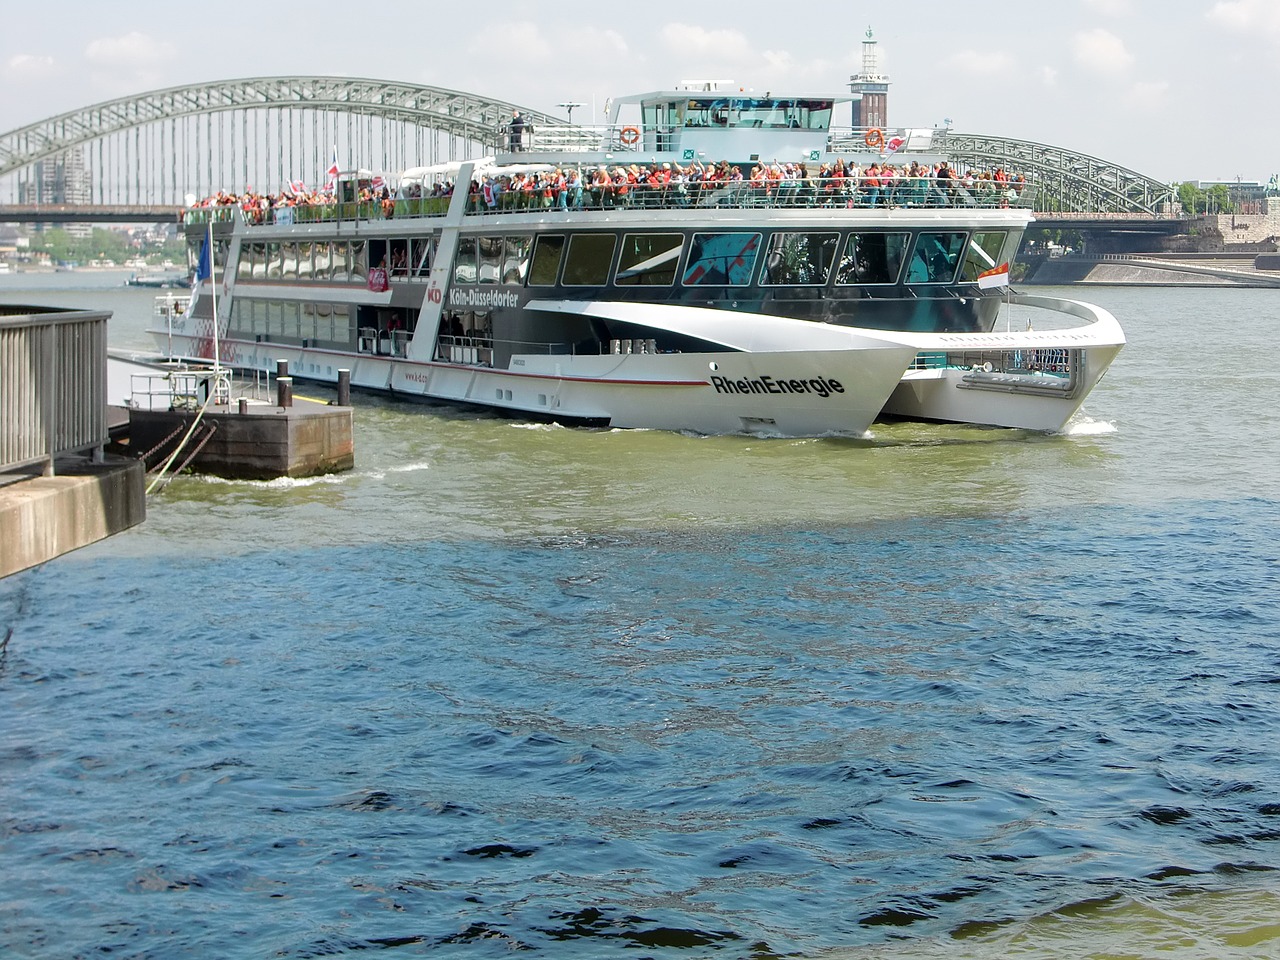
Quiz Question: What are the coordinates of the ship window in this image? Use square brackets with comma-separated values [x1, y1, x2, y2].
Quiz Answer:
[835, 232, 909, 285]
[682, 232, 761, 286]
[266, 242, 282, 279]
[477, 236, 503, 284]
[454, 237, 477, 284]
[412, 238, 434, 278]
[760, 232, 839, 285]
[236, 245, 252, 280]
[529, 234, 565, 285]
[907, 232, 966, 284]
[388, 239, 410, 278]
[562, 233, 617, 286]
[503, 236, 532, 285]
[312, 242, 332, 280]
[959, 231, 1009, 282]
[281, 243, 300, 279]
[351, 241, 368, 281]
[332, 304, 353, 345]
[296, 242, 313, 280]
[615, 233, 682, 286]
[330, 241, 350, 282]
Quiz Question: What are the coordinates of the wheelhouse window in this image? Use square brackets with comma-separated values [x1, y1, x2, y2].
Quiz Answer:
[907, 232, 966, 284]
[682, 233, 761, 286]
[682, 98, 832, 130]
[615, 233, 682, 286]
[760, 232, 838, 285]
[959, 231, 1009, 282]
[529, 234, 564, 286]
[562, 233, 617, 286]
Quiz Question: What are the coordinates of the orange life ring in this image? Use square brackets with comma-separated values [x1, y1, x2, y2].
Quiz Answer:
[619, 126, 640, 146]
[865, 128, 885, 150]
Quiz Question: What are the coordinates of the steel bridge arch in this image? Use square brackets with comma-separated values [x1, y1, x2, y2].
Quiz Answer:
[935, 131, 1174, 216]
[0, 76, 560, 178]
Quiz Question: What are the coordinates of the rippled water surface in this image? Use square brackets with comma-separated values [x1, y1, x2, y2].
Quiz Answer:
[2, 278, 1280, 958]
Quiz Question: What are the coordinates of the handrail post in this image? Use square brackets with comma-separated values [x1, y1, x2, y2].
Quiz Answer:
[42, 324, 56, 477]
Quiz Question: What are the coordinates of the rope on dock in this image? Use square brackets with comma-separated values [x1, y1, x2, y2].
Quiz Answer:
[146, 387, 220, 496]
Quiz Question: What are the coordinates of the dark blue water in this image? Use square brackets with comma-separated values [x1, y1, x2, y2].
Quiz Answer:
[4, 281, 1280, 956]
[4, 502, 1279, 957]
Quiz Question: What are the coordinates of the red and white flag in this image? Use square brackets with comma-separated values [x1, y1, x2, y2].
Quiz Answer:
[884, 135, 906, 155]
[325, 148, 339, 190]
[976, 262, 1010, 290]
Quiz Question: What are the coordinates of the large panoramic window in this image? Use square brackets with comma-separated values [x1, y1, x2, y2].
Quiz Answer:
[562, 233, 617, 286]
[906, 232, 967, 284]
[682, 233, 761, 286]
[959, 231, 1009, 282]
[615, 234, 682, 286]
[834, 232, 909, 285]
[528, 234, 565, 286]
[760, 232, 839, 285]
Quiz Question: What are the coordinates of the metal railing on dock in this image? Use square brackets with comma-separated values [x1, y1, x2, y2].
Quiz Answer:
[1, 305, 110, 476]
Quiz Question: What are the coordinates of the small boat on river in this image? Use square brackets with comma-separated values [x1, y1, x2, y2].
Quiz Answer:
[155, 84, 1123, 436]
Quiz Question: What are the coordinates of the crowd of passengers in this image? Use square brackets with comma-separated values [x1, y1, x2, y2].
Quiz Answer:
[465, 160, 1026, 211]
[191, 159, 1026, 221]
[191, 182, 400, 223]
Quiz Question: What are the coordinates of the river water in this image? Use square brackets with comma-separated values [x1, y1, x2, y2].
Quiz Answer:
[2, 272, 1279, 958]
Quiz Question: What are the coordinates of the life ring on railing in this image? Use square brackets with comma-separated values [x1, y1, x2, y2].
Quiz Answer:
[619, 126, 641, 146]
[864, 128, 885, 150]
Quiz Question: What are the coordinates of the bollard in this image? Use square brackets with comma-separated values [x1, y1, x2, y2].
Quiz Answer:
[238, 397, 248, 415]
[276, 358, 289, 380]
[337, 369, 351, 407]
[277, 376, 293, 409]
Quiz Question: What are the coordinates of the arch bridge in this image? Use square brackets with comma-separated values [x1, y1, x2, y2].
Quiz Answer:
[0, 76, 1172, 216]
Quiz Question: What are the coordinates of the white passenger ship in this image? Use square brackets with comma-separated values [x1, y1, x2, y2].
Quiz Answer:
[156, 86, 1124, 436]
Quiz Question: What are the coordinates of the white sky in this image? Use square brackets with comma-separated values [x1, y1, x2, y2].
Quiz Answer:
[1, 0, 1275, 184]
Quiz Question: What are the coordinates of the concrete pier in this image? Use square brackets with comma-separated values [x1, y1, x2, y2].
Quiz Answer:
[126, 398, 354, 481]
[0, 456, 146, 579]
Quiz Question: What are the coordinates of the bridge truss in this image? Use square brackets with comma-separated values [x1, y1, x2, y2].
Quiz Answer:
[935, 131, 1174, 216]
[0, 76, 1174, 216]
[0, 76, 561, 206]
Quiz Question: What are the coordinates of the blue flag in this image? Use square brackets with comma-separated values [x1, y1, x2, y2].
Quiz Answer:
[195, 232, 212, 283]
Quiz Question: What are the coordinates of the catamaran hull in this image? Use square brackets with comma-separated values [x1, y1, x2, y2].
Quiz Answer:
[154, 329, 920, 437]
[879, 294, 1126, 432]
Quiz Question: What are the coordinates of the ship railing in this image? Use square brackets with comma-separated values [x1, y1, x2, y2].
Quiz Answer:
[184, 174, 1033, 231]
[909, 347, 1077, 377]
[182, 207, 244, 225]
[356, 327, 411, 358]
[464, 175, 1034, 215]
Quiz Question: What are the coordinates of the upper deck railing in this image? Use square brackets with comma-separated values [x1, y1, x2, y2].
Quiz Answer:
[183, 172, 1033, 229]
[486, 123, 923, 156]
[1, 306, 110, 476]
